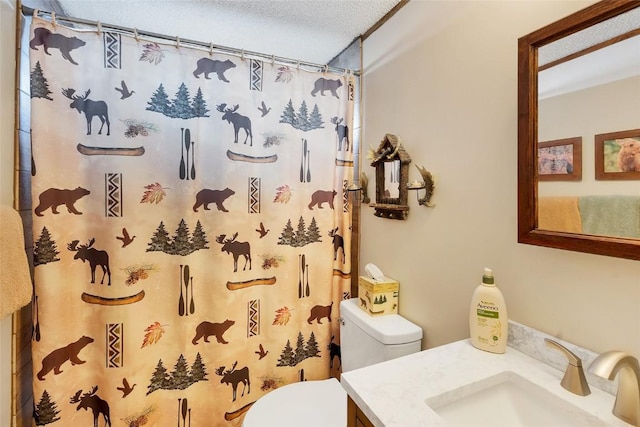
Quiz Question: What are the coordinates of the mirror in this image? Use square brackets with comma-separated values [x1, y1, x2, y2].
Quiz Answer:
[384, 160, 401, 199]
[518, 0, 640, 261]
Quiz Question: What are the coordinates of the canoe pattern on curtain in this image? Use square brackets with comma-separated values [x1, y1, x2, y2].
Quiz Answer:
[29, 16, 353, 427]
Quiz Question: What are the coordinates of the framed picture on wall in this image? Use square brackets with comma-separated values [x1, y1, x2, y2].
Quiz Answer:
[537, 137, 582, 181]
[595, 129, 640, 180]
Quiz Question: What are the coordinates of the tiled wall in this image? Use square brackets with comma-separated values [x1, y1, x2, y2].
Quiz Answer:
[13, 9, 35, 427]
[0, 1, 33, 425]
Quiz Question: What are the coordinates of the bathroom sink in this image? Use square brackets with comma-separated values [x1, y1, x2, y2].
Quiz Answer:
[425, 371, 609, 427]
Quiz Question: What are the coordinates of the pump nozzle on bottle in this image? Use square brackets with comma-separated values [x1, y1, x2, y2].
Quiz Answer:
[482, 267, 494, 285]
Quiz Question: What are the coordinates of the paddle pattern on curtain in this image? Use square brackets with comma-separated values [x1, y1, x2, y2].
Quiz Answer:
[29, 15, 353, 426]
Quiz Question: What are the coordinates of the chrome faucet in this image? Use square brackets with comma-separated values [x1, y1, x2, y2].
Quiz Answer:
[589, 351, 640, 426]
[545, 338, 591, 396]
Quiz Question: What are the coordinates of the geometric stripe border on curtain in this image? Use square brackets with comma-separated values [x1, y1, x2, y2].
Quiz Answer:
[106, 323, 124, 368]
[248, 177, 261, 214]
[105, 173, 123, 217]
[247, 299, 260, 337]
[103, 32, 122, 69]
[250, 59, 263, 91]
[348, 79, 355, 102]
[342, 179, 349, 213]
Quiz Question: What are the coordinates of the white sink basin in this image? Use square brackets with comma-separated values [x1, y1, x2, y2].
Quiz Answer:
[341, 338, 624, 427]
[426, 371, 609, 427]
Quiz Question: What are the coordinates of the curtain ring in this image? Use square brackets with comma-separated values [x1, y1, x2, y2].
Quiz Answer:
[241, 49, 245, 61]
[175, 36, 180, 49]
[50, 11, 56, 27]
[271, 54, 275, 66]
[133, 28, 140, 42]
[209, 42, 214, 56]
[323, 64, 328, 74]
[296, 60, 300, 72]
[96, 21, 102, 35]
[33, 8, 40, 19]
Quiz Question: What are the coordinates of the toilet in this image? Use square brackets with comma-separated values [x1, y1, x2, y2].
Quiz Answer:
[243, 298, 423, 426]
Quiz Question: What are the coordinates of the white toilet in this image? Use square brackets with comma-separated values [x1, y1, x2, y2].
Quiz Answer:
[243, 298, 423, 427]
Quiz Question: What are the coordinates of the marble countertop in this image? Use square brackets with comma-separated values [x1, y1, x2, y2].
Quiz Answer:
[340, 323, 628, 427]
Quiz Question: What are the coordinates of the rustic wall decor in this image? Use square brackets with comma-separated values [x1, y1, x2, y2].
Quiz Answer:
[369, 134, 411, 220]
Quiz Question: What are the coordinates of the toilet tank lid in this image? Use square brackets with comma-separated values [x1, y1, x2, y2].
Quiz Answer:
[340, 299, 423, 345]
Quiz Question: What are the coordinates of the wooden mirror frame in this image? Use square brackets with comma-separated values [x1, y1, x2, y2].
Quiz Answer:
[517, 0, 640, 261]
[370, 134, 411, 220]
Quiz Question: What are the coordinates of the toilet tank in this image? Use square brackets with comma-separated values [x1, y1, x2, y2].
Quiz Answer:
[339, 299, 422, 372]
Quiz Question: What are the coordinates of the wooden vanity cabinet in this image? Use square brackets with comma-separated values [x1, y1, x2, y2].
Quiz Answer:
[347, 396, 375, 427]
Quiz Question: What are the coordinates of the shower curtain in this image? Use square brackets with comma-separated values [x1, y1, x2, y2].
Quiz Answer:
[29, 15, 353, 426]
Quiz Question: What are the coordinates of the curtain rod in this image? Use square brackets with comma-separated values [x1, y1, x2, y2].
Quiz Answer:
[21, 5, 360, 77]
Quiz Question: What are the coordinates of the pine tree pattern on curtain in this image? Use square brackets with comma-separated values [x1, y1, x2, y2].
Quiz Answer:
[29, 16, 353, 426]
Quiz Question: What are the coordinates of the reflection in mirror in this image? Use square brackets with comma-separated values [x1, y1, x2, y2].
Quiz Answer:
[538, 30, 640, 238]
[518, 0, 640, 260]
[384, 160, 401, 199]
[537, 137, 582, 182]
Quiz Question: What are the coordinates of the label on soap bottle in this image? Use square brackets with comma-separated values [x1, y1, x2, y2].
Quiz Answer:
[475, 300, 503, 346]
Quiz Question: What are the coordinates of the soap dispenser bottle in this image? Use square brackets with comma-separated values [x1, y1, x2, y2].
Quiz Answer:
[469, 268, 508, 353]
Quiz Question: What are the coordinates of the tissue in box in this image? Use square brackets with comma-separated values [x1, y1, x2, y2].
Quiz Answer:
[358, 276, 399, 316]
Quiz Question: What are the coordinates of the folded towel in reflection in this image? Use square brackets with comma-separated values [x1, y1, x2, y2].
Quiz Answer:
[579, 195, 640, 239]
[0, 206, 32, 319]
[538, 197, 582, 233]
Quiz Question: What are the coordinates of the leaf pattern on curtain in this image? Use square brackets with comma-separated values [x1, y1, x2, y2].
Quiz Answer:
[29, 16, 353, 427]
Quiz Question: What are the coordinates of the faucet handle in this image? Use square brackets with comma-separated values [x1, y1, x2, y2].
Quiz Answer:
[545, 338, 591, 396]
[545, 338, 584, 366]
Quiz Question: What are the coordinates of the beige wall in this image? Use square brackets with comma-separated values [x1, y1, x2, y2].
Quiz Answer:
[361, 0, 640, 355]
[1, 0, 17, 425]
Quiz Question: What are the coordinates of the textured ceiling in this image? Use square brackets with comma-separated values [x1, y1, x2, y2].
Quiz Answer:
[24, 0, 401, 65]
[539, 7, 640, 65]
[538, 7, 640, 99]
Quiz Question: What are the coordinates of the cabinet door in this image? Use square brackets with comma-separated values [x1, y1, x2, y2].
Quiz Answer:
[347, 396, 375, 427]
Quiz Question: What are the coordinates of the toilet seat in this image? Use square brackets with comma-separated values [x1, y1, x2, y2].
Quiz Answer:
[242, 378, 347, 427]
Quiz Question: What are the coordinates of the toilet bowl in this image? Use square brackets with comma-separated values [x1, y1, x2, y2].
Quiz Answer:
[242, 378, 346, 427]
[242, 298, 423, 426]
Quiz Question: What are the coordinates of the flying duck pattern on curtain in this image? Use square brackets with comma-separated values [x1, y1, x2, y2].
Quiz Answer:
[29, 15, 353, 426]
